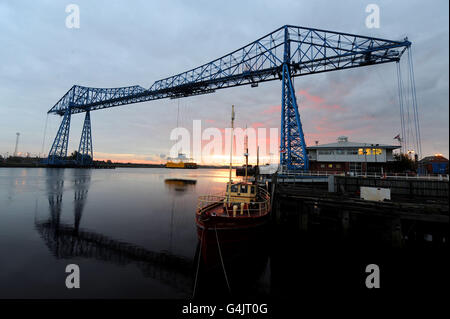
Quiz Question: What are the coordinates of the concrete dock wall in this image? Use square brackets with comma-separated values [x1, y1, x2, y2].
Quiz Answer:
[332, 176, 449, 200]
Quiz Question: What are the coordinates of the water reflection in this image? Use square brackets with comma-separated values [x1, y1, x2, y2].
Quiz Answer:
[164, 178, 197, 195]
[32, 169, 269, 298]
[73, 169, 90, 234]
[35, 169, 195, 294]
[193, 226, 270, 299]
[45, 169, 65, 235]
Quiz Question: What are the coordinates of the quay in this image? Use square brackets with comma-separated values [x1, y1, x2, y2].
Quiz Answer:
[263, 171, 449, 247]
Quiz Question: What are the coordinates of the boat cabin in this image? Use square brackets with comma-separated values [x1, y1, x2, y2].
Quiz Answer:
[225, 182, 257, 203]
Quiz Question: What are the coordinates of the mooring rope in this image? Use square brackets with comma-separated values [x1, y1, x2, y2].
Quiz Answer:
[214, 226, 231, 294]
[192, 227, 204, 299]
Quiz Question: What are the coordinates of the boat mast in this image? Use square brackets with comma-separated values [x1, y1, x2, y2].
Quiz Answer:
[244, 125, 248, 183]
[227, 105, 235, 204]
[257, 145, 259, 167]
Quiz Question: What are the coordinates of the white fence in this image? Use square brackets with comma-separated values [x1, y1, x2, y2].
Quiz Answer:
[276, 170, 449, 181]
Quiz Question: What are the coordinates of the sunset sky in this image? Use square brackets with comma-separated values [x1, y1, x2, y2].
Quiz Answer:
[0, 0, 448, 164]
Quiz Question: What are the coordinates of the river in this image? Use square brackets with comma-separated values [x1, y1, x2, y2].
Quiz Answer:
[0, 167, 271, 298]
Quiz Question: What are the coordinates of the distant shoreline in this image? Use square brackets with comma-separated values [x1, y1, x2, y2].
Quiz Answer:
[0, 162, 232, 169]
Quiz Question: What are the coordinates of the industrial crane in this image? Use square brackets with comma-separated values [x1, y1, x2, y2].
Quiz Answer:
[45, 25, 414, 170]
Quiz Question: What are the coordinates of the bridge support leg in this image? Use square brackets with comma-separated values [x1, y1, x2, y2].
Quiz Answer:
[280, 27, 309, 171]
[47, 109, 72, 165]
[77, 111, 93, 165]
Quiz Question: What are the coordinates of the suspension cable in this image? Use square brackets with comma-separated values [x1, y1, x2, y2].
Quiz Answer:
[396, 62, 406, 154]
[407, 47, 422, 159]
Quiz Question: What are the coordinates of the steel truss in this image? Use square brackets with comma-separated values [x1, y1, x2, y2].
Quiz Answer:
[77, 111, 93, 165]
[47, 25, 411, 168]
[47, 109, 71, 165]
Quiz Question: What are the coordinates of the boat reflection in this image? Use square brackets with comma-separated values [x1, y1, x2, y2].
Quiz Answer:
[164, 178, 197, 194]
[192, 225, 270, 299]
[36, 169, 268, 297]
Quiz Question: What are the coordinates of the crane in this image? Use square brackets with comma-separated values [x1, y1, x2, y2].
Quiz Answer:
[45, 25, 412, 170]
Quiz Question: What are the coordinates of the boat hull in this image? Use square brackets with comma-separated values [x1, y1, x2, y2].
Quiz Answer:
[165, 161, 198, 168]
[196, 213, 269, 231]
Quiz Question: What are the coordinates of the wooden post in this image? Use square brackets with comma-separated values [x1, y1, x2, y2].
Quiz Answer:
[299, 201, 308, 232]
[342, 210, 350, 237]
[391, 217, 403, 248]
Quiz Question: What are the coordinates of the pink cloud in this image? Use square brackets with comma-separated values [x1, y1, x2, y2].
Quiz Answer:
[297, 89, 325, 104]
[262, 105, 281, 114]
[297, 89, 346, 112]
[251, 122, 264, 128]
[303, 116, 376, 146]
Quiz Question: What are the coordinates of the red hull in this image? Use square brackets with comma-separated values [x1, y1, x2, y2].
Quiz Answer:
[196, 214, 269, 231]
[196, 202, 270, 231]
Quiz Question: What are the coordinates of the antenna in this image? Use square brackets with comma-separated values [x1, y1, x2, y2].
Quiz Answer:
[227, 105, 235, 205]
[14, 132, 20, 157]
[257, 146, 259, 167]
[244, 125, 248, 183]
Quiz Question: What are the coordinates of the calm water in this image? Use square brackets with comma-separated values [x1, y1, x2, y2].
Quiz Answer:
[1, 167, 447, 299]
[0, 167, 271, 298]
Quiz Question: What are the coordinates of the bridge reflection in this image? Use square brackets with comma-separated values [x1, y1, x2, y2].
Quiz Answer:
[36, 170, 270, 298]
[36, 169, 195, 294]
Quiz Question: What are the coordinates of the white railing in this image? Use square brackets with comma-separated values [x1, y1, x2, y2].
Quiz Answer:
[197, 188, 271, 217]
[275, 170, 449, 181]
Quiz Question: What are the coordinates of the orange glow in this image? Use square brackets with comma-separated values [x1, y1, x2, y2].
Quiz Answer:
[94, 152, 163, 164]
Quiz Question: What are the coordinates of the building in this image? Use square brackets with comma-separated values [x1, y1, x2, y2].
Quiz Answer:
[418, 155, 448, 175]
[307, 136, 400, 173]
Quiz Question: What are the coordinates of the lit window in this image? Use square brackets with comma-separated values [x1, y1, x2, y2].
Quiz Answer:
[372, 148, 382, 155]
[358, 148, 372, 155]
[320, 164, 325, 168]
[328, 164, 333, 168]
[358, 148, 382, 155]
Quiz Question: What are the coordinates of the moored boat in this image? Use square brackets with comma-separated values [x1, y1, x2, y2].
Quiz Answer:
[195, 105, 271, 231]
[165, 152, 198, 168]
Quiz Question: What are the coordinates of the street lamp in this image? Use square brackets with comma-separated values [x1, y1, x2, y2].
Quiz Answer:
[364, 144, 367, 176]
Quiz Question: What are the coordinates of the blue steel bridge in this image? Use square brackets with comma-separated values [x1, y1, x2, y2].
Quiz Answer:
[45, 25, 414, 170]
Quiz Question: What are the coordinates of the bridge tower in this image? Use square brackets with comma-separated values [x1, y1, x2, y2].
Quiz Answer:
[280, 26, 309, 171]
[47, 108, 72, 165]
[77, 111, 93, 165]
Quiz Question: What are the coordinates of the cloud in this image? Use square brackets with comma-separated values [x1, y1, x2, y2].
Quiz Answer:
[297, 89, 346, 111]
[262, 105, 281, 115]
